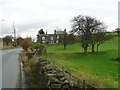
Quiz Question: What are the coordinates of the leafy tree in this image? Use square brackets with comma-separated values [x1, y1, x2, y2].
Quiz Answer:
[3, 35, 13, 46]
[16, 37, 23, 46]
[38, 29, 45, 34]
[26, 37, 32, 41]
[71, 15, 107, 54]
[115, 28, 120, 35]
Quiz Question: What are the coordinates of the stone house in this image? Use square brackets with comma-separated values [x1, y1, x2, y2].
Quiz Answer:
[37, 29, 67, 44]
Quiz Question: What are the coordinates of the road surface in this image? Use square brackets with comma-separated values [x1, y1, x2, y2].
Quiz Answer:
[2, 48, 22, 88]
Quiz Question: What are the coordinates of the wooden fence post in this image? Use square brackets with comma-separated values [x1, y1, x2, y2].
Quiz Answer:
[83, 80, 86, 90]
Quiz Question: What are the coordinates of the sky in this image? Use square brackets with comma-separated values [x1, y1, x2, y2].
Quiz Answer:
[0, 0, 119, 39]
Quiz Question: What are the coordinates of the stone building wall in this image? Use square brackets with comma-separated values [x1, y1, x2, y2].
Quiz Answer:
[37, 30, 66, 44]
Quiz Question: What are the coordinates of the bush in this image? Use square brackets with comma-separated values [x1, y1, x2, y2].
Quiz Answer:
[33, 44, 47, 55]
[21, 39, 32, 52]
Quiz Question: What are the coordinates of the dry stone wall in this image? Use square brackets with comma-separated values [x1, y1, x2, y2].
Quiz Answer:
[23, 57, 97, 89]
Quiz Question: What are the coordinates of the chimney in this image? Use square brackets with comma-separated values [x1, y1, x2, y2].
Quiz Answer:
[46, 31, 47, 34]
[54, 30, 56, 34]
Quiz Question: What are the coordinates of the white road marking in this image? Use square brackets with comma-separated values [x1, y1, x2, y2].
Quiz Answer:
[2, 52, 5, 54]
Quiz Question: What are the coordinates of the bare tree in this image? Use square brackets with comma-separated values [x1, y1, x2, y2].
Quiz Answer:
[90, 24, 107, 52]
[95, 33, 113, 52]
[67, 34, 75, 44]
[71, 15, 107, 54]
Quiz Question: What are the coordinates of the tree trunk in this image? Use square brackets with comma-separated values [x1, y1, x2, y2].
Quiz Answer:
[84, 48, 87, 55]
[96, 44, 100, 52]
[64, 44, 66, 50]
[92, 44, 95, 53]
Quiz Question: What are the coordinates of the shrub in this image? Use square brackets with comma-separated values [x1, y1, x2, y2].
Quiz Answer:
[21, 39, 32, 52]
[33, 44, 47, 55]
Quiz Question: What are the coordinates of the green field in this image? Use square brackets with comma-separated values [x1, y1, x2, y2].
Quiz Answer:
[44, 36, 118, 88]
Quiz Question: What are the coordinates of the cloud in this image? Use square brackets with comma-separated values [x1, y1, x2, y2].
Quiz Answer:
[0, 0, 119, 38]
[118, 1, 120, 28]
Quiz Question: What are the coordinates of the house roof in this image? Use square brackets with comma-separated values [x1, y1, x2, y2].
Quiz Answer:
[56, 30, 64, 34]
[37, 30, 65, 36]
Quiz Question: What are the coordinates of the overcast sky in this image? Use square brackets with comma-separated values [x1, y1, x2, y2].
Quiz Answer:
[0, 0, 119, 38]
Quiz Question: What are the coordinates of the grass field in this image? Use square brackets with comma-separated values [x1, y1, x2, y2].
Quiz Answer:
[44, 36, 118, 88]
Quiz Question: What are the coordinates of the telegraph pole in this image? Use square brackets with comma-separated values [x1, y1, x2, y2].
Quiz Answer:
[13, 22, 16, 47]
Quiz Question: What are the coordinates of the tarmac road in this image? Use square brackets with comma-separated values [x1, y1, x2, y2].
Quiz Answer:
[2, 48, 22, 88]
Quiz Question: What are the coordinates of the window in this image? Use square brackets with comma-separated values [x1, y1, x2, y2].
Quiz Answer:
[51, 36, 53, 40]
[42, 37, 45, 40]
[57, 36, 59, 39]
